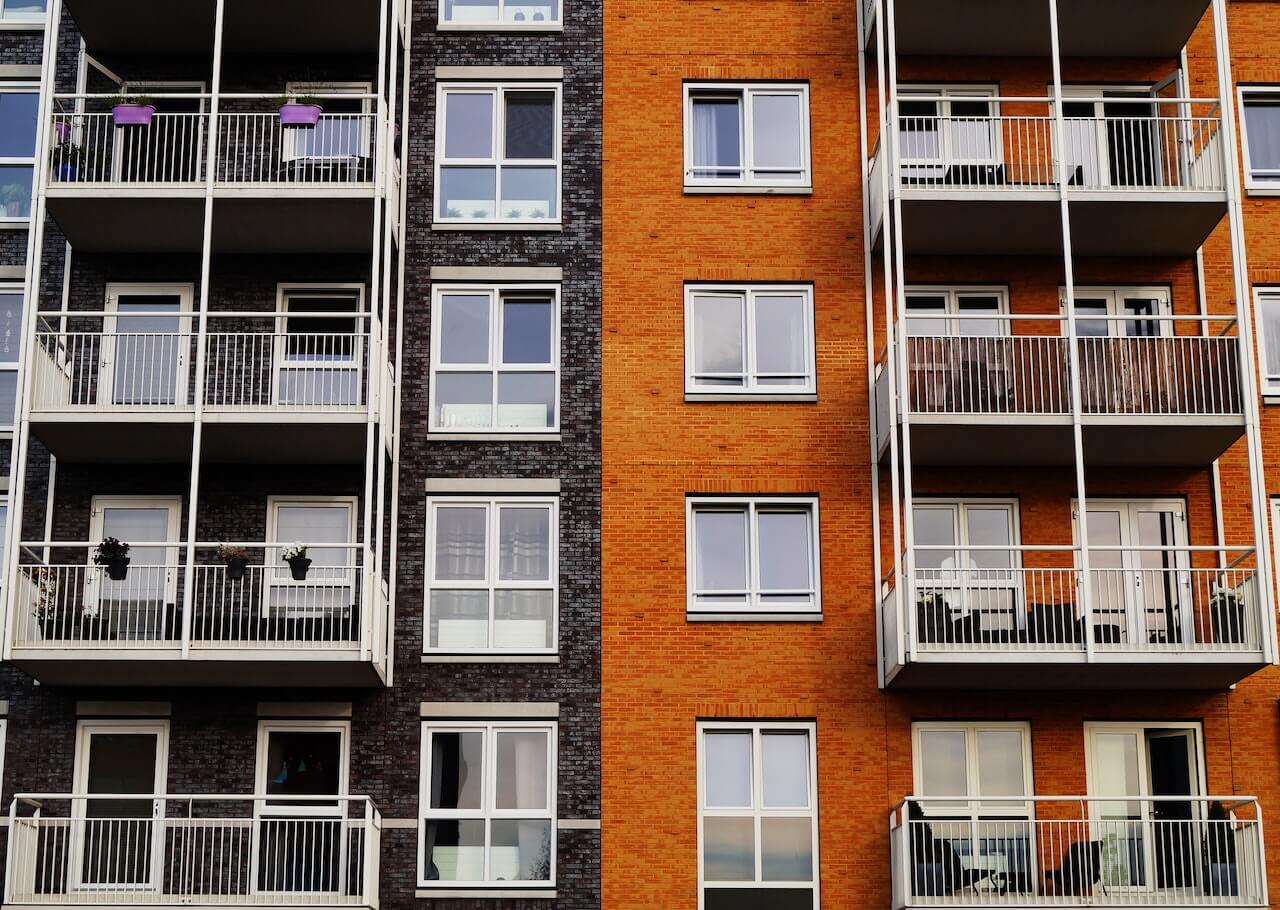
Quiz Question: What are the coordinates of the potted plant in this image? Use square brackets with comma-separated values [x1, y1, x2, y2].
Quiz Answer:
[93, 537, 131, 581]
[217, 544, 251, 581]
[275, 94, 323, 128]
[283, 543, 311, 581]
[30, 567, 59, 639]
[1210, 586, 1246, 645]
[1203, 800, 1239, 897]
[110, 94, 156, 127]
[50, 139, 84, 182]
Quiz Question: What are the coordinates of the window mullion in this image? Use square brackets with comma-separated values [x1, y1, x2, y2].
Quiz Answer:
[741, 89, 754, 184]
[748, 502, 760, 608]
[753, 727, 764, 883]
[743, 291, 756, 390]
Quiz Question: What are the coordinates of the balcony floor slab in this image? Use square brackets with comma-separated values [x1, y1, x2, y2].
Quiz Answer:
[10, 649, 386, 687]
[885, 652, 1269, 690]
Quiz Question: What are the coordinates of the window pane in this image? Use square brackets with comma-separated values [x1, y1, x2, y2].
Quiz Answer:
[692, 294, 744, 381]
[498, 507, 550, 581]
[444, 93, 493, 158]
[753, 294, 807, 379]
[705, 731, 752, 808]
[430, 590, 490, 649]
[502, 297, 553, 364]
[691, 97, 742, 178]
[264, 731, 342, 798]
[275, 505, 350, 568]
[434, 507, 487, 580]
[0, 92, 38, 158]
[500, 167, 556, 219]
[905, 294, 948, 336]
[976, 730, 1026, 801]
[703, 817, 755, 881]
[0, 293, 21, 363]
[495, 731, 548, 810]
[439, 167, 496, 220]
[956, 295, 1002, 337]
[965, 507, 1012, 570]
[494, 590, 554, 649]
[751, 93, 803, 171]
[439, 294, 490, 364]
[497, 373, 555, 428]
[762, 732, 809, 808]
[2, 0, 46, 16]
[1262, 299, 1280, 380]
[442, 0, 498, 22]
[489, 819, 553, 881]
[1245, 99, 1280, 179]
[423, 819, 485, 882]
[761, 817, 813, 881]
[505, 92, 555, 159]
[435, 373, 494, 428]
[912, 506, 956, 571]
[1074, 299, 1110, 337]
[694, 509, 748, 592]
[0, 166, 32, 219]
[919, 729, 968, 798]
[757, 510, 812, 592]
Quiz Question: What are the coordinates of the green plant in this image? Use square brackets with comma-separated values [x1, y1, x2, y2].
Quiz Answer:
[92, 537, 130, 565]
[274, 94, 322, 108]
[109, 94, 154, 107]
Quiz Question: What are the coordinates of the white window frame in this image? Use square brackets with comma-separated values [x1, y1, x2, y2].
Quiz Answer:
[1255, 287, 1280, 396]
[254, 718, 351, 809]
[418, 720, 558, 889]
[0, 81, 38, 222]
[424, 495, 559, 655]
[685, 496, 821, 616]
[1271, 497, 1280, 602]
[897, 84, 1001, 170]
[0, 0, 46, 22]
[103, 283, 194, 410]
[696, 720, 820, 909]
[273, 283, 366, 409]
[683, 82, 812, 190]
[429, 283, 561, 434]
[283, 82, 373, 162]
[904, 286, 1009, 337]
[434, 82, 563, 226]
[684, 284, 816, 397]
[87, 494, 183, 616]
[1060, 285, 1173, 338]
[437, 0, 562, 31]
[0, 282, 22, 429]
[264, 495, 359, 619]
[1239, 86, 1280, 192]
[910, 721, 1034, 820]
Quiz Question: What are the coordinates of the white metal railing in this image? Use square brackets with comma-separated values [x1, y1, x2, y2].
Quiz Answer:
[890, 97, 1226, 194]
[901, 315, 1243, 418]
[5, 795, 380, 907]
[30, 324, 192, 411]
[49, 96, 209, 187]
[899, 546, 1261, 653]
[890, 796, 1266, 908]
[215, 95, 377, 186]
[10, 543, 375, 653]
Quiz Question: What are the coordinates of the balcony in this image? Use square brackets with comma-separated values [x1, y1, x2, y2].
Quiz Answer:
[5, 795, 380, 909]
[863, 0, 1211, 58]
[889, 796, 1266, 909]
[27, 311, 378, 463]
[880, 545, 1267, 688]
[867, 98, 1227, 256]
[45, 95, 383, 253]
[874, 316, 1245, 466]
[7, 543, 390, 687]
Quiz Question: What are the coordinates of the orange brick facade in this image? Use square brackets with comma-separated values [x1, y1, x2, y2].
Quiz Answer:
[603, 3, 1280, 910]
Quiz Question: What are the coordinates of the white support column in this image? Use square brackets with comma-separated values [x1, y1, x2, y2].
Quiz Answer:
[1209, 0, 1278, 662]
[3, 0, 63, 660]
[1047, 0, 1094, 657]
[180, 0, 226, 658]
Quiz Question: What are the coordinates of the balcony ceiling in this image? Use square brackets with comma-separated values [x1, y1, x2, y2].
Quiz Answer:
[877, 0, 1209, 58]
[885, 654, 1267, 690]
[64, 0, 381, 55]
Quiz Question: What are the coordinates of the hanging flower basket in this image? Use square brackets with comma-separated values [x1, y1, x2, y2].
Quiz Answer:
[93, 537, 131, 581]
[218, 544, 251, 581]
[283, 543, 311, 581]
[111, 103, 156, 127]
[278, 103, 323, 128]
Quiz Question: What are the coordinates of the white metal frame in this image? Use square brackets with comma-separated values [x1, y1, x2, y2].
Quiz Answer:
[683, 283, 816, 395]
[682, 82, 813, 189]
[424, 494, 559, 655]
[103, 283, 194, 409]
[685, 495, 822, 615]
[273, 283, 367, 409]
[433, 81, 562, 225]
[1237, 85, 1280, 192]
[70, 718, 171, 894]
[696, 720, 820, 910]
[417, 720, 558, 889]
[428, 283, 561, 434]
[263, 495, 359, 620]
[0, 79, 38, 224]
[282, 81, 373, 163]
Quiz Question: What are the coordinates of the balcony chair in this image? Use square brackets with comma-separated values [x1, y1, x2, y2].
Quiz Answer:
[1027, 602, 1083, 645]
[908, 801, 995, 896]
[1043, 840, 1103, 897]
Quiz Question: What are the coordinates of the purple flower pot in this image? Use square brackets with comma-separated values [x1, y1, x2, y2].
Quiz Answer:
[54, 120, 72, 143]
[112, 103, 156, 127]
[279, 103, 323, 128]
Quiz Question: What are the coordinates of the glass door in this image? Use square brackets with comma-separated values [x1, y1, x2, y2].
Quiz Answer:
[104, 285, 190, 407]
[1059, 89, 1160, 188]
[87, 496, 181, 640]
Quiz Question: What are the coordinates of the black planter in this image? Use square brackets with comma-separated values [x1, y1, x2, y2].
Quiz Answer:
[1212, 597, 1246, 644]
[103, 556, 130, 581]
[225, 557, 248, 581]
[287, 556, 312, 581]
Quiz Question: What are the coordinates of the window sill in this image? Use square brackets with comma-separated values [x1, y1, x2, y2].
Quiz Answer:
[432, 222, 563, 232]
[685, 392, 816, 403]
[437, 22, 563, 31]
[687, 612, 823, 623]
[428, 432, 561, 442]
[1263, 395, 1280, 406]
[1246, 186, 1280, 197]
[684, 185, 813, 196]
[0, 220, 31, 230]
[417, 889, 557, 900]
[0, 20, 44, 30]
[422, 654, 559, 664]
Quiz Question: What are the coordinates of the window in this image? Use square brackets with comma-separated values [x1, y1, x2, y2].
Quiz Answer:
[0, 0, 45, 20]
[898, 86, 999, 180]
[698, 722, 818, 910]
[1241, 88, 1280, 189]
[685, 285, 815, 396]
[684, 83, 811, 189]
[0, 284, 21, 428]
[439, 0, 560, 28]
[430, 285, 559, 432]
[256, 720, 350, 801]
[419, 721, 556, 888]
[1256, 288, 1280, 396]
[0, 83, 38, 221]
[265, 497, 358, 619]
[276, 285, 364, 408]
[426, 496, 557, 653]
[912, 722, 1032, 815]
[283, 82, 372, 163]
[1064, 286, 1171, 338]
[686, 497, 820, 615]
[435, 83, 560, 224]
[904, 287, 1007, 337]
[912, 499, 1020, 638]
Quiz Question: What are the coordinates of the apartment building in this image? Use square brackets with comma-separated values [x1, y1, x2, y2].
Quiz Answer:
[0, 0, 601, 908]
[603, 1, 1280, 910]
